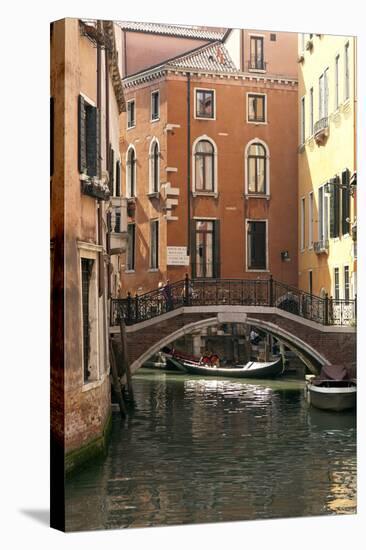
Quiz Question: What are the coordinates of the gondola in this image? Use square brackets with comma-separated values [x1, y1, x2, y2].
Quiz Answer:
[167, 356, 285, 379]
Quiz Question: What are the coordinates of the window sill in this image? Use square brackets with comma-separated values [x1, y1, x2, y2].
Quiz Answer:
[247, 120, 267, 125]
[150, 117, 160, 123]
[194, 116, 216, 121]
[247, 268, 269, 273]
[127, 124, 136, 131]
[192, 191, 219, 198]
[148, 268, 159, 272]
[248, 68, 266, 74]
[82, 375, 107, 392]
[125, 270, 136, 274]
[147, 192, 160, 199]
[244, 194, 270, 200]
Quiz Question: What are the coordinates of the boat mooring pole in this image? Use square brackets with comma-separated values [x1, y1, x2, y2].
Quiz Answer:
[109, 339, 127, 418]
[119, 316, 135, 404]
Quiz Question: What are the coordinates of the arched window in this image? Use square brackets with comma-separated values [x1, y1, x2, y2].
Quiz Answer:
[247, 142, 267, 194]
[149, 139, 160, 193]
[126, 146, 136, 197]
[194, 140, 214, 192]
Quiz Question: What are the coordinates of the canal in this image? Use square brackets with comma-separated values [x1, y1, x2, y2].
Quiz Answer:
[65, 369, 356, 531]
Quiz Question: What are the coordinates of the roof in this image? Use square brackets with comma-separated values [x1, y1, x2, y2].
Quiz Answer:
[117, 20, 227, 41]
[166, 42, 238, 73]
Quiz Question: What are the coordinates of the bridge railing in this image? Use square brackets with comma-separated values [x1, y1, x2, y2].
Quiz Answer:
[110, 276, 356, 327]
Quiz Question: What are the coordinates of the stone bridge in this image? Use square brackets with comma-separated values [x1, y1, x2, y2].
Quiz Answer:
[110, 305, 356, 375]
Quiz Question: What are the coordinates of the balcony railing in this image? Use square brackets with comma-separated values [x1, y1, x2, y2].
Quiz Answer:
[314, 116, 329, 144]
[314, 239, 329, 255]
[81, 178, 110, 200]
[248, 58, 267, 71]
[110, 276, 356, 327]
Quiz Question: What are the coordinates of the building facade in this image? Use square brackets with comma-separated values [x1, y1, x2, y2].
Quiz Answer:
[50, 18, 127, 474]
[118, 27, 299, 295]
[297, 33, 357, 300]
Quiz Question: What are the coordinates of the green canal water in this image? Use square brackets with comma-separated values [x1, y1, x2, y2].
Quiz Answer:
[65, 368, 357, 531]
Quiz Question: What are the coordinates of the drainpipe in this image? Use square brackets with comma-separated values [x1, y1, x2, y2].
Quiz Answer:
[97, 20, 104, 298]
[105, 38, 111, 299]
[187, 73, 191, 263]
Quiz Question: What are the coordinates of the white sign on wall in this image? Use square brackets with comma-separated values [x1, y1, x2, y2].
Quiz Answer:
[167, 246, 190, 266]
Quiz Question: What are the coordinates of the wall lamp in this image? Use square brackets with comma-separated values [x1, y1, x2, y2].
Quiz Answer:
[281, 250, 290, 262]
[324, 172, 357, 197]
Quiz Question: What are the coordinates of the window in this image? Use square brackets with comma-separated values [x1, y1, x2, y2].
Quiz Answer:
[301, 97, 306, 143]
[270, 33, 276, 41]
[344, 266, 350, 302]
[81, 258, 95, 382]
[151, 91, 160, 121]
[318, 185, 329, 243]
[247, 221, 267, 270]
[78, 95, 99, 177]
[126, 147, 136, 197]
[309, 192, 314, 247]
[345, 42, 350, 100]
[309, 270, 313, 296]
[247, 142, 267, 194]
[250, 36, 265, 70]
[309, 88, 314, 135]
[335, 55, 340, 109]
[149, 139, 160, 193]
[334, 267, 340, 300]
[195, 89, 214, 119]
[300, 197, 305, 250]
[114, 211, 121, 233]
[127, 224, 135, 271]
[318, 68, 329, 119]
[248, 94, 266, 123]
[150, 220, 159, 269]
[127, 100, 135, 128]
[341, 169, 350, 235]
[193, 220, 218, 278]
[194, 140, 215, 192]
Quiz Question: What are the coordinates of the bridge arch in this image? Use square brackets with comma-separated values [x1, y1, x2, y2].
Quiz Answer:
[130, 314, 329, 374]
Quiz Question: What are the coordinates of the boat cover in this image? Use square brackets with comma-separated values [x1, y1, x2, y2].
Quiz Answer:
[313, 364, 350, 385]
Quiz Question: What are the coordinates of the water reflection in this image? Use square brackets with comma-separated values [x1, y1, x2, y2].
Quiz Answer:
[65, 369, 356, 531]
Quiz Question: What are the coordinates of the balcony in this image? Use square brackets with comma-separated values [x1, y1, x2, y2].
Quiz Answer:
[81, 177, 110, 201]
[109, 197, 128, 255]
[247, 58, 267, 72]
[314, 239, 329, 255]
[314, 116, 329, 145]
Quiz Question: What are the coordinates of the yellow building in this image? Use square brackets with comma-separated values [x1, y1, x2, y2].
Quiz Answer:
[298, 33, 357, 301]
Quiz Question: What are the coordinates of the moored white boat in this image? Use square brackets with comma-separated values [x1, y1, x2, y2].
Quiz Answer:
[305, 365, 356, 412]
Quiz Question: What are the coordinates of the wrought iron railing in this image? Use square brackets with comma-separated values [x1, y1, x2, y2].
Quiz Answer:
[110, 275, 356, 327]
[313, 239, 329, 254]
[248, 58, 267, 71]
[314, 116, 329, 135]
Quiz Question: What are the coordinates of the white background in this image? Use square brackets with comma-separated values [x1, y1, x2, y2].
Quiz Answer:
[1, 0, 364, 548]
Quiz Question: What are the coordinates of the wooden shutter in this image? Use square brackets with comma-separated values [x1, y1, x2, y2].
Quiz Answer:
[250, 221, 266, 269]
[78, 95, 86, 173]
[342, 169, 350, 235]
[86, 106, 98, 177]
[190, 223, 196, 279]
[116, 160, 121, 197]
[329, 179, 340, 238]
[50, 97, 54, 176]
[108, 146, 114, 194]
[213, 220, 221, 278]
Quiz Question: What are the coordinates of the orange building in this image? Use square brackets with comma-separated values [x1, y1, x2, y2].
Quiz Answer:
[118, 25, 299, 295]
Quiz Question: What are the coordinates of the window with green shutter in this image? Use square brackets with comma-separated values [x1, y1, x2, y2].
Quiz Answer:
[341, 169, 350, 235]
[78, 94, 99, 177]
